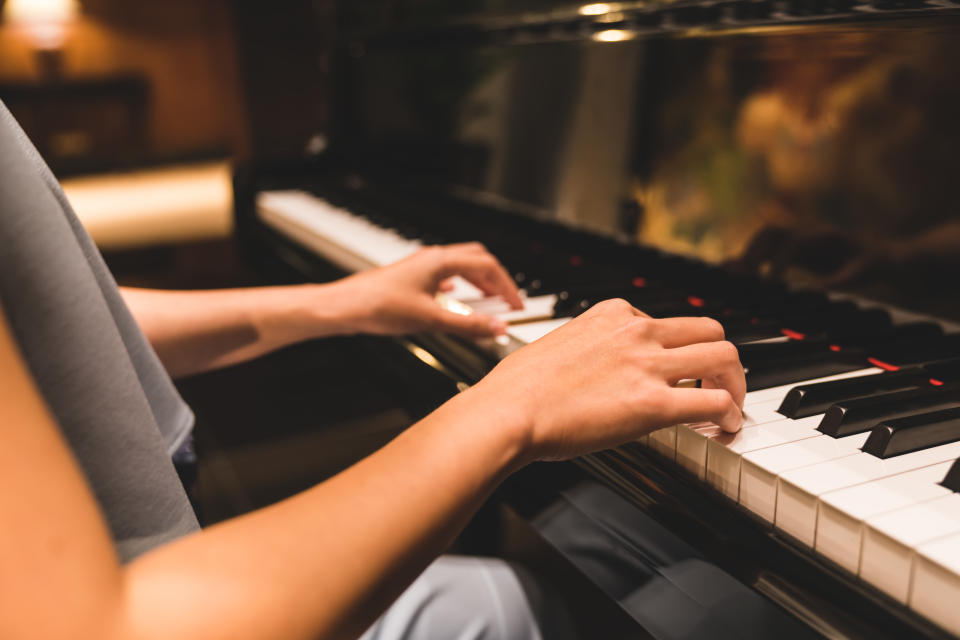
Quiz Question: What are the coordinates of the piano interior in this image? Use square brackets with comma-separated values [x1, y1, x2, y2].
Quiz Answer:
[229, 1, 960, 638]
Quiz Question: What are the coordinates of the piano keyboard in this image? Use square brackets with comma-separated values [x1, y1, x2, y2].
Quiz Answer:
[257, 188, 960, 636]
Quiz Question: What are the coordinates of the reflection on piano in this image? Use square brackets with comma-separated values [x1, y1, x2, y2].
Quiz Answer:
[234, 1, 960, 637]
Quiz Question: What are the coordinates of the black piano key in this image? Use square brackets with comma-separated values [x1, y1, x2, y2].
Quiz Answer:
[833, 321, 943, 348]
[818, 384, 960, 437]
[780, 301, 859, 328]
[862, 407, 960, 458]
[726, 322, 788, 344]
[922, 357, 960, 383]
[777, 368, 930, 419]
[731, 290, 830, 314]
[744, 312, 888, 345]
[638, 298, 722, 318]
[555, 282, 680, 303]
[875, 333, 960, 367]
[719, 304, 799, 341]
[727, 304, 871, 344]
[940, 457, 960, 492]
[739, 339, 832, 368]
[745, 351, 867, 392]
[787, 306, 890, 337]
[516, 267, 630, 296]
[552, 286, 692, 318]
[689, 282, 801, 309]
[736, 320, 942, 354]
[823, 307, 892, 337]
[763, 322, 944, 369]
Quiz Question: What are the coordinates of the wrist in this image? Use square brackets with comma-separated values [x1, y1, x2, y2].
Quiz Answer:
[268, 282, 364, 343]
[308, 276, 394, 337]
[443, 381, 536, 474]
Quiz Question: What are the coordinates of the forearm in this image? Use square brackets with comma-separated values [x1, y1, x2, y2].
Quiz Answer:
[120, 386, 525, 640]
[121, 284, 358, 378]
[3, 289, 528, 640]
[121, 245, 524, 378]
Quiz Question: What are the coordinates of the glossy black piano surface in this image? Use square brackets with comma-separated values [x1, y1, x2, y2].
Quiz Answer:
[326, 6, 960, 321]
[232, 1, 960, 638]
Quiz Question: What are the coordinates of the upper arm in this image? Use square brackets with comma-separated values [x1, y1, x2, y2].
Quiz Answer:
[0, 304, 124, 639]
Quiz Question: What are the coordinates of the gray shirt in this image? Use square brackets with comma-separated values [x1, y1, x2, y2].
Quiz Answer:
[0, 100, 200, 561]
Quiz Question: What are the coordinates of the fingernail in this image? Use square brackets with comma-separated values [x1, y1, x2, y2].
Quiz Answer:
[490, 319, 507, 335]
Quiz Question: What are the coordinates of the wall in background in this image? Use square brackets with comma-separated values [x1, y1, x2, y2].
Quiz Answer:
[0, 0, 249, 167]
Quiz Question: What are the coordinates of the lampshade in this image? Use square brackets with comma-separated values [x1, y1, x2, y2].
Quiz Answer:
[3, 0, 80, 49]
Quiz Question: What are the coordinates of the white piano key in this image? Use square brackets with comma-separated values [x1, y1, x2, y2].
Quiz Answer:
[257, 192, 378, 272]
[775, 441, 960, 547]
[660, 423, 724, 470]
[257, 190, 428, 270]
[675, 422, 717, 480]
[739, 432, 869, 523]
[458, 293, 557, 324]
[859, 494, 960, 605]
[705, 416, 823, 499]
[742, 335, 792, 345]
[911, 531, 960, 635]
[739, 397, 787, 424]
[464, 296, 520, 315]
[444, 276, 486, 301]
[649, 380, 768, 464]
[490, 295, 558, 324]
[815, 461, 953, 574]
[259, 192, 411, 266]
[437, 293, 564, 340]
[506, 317, 569, 344]
[649, 425, 678, 460]
[674, 400, 802, 484]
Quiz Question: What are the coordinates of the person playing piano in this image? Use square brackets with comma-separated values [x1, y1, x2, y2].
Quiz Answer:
[0, 100, 744, 639]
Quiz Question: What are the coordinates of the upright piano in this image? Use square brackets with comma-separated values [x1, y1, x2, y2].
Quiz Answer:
[232, 1, 960, 637]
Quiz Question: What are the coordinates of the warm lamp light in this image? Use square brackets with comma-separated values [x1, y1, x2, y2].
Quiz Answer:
[592, 28, 635, 42]
[3, 0, 80, 50]
[579, 3, 614, 15]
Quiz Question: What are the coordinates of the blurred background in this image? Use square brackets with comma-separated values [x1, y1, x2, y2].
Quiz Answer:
[0, 0, 332, 288]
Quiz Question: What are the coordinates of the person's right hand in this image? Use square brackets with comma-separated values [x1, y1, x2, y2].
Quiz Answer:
[466, 298, 745, 464]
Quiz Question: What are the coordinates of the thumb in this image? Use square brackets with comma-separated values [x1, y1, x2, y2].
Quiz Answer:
[432, 307, 508, 338]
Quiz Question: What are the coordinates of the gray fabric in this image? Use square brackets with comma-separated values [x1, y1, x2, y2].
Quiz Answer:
[361, 557, 547, 640]
[0, 100, 199, 561]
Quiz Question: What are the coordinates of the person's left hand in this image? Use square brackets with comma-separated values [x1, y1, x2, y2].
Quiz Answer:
[329, 243, 524, 338]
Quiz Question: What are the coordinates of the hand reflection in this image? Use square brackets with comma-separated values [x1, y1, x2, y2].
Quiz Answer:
[729, 220, 960, 292]
[726, 225, 862, 282]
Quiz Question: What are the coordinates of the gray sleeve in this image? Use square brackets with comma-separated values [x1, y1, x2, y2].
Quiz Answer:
[0, 100, 199, 559]
[0, 101, 194, 453]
